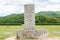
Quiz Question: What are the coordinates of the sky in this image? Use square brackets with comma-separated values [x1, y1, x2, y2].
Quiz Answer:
[0, 0, 60, 16]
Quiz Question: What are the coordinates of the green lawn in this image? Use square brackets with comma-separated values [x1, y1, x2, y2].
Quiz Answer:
[0, 25, 60, 40]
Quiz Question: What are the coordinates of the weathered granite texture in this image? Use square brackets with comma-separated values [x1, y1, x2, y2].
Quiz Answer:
[24, 4, 35, 30]
[17, 29, 48, 39]
[17, 4, 48, 39]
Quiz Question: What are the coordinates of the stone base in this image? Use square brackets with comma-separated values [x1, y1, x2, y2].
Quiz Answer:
[16, 29, 48, 40]
[17, 38, 40, 40]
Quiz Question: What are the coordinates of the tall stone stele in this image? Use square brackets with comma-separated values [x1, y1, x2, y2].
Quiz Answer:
[24, 4, 35, 38]
[24, 4, 35, 30]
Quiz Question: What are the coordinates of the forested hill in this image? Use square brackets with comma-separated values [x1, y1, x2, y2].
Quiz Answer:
[0, 11, 60, 25]
[37, 11, 60, 17]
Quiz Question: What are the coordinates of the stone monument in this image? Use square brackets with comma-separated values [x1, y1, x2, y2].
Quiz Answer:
[24, 4, 35, 31]
[17, 4, 48, 39]
[24, 4, 35, 38]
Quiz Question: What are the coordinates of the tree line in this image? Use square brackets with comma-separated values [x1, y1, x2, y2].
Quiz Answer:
[0, 11, 60, 25]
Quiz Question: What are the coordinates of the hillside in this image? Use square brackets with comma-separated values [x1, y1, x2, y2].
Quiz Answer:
[37, 11, 60, 17]
[0, 11, 60, 25]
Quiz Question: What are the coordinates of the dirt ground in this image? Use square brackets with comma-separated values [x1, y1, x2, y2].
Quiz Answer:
[5, 36, 60, 40]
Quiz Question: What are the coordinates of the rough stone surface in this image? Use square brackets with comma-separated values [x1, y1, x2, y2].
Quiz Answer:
[24, 4, 35, 38]
[35, 29, 48, 39]
[17, 4, 48, 39]
[24, 4, 35, 30]
[17, 29, 48, 39]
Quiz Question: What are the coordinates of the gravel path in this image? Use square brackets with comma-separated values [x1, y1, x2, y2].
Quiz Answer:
[5, 36, 16, 40]
[42, 37, 60, 40]
[5, 36, 60, 40]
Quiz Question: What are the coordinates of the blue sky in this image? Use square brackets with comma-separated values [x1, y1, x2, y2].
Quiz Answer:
[0, 0, 60, 16]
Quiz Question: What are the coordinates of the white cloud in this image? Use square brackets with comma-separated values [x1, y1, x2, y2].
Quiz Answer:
[49, 0, 60, 3]
[0, 5, 17, 13]
[0, 5, 22, 16]
[0, 0, 60, 16]
[36, 4, 60, 12]
[0, 0, 33, 5]
[0, 0, 34, 16]
[46, 4, 60, 11]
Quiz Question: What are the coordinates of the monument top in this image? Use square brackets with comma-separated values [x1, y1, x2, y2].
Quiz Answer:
[24, 4, 34, 6]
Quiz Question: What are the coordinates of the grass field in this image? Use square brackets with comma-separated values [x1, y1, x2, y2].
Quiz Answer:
[0, 25, 60, 40]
